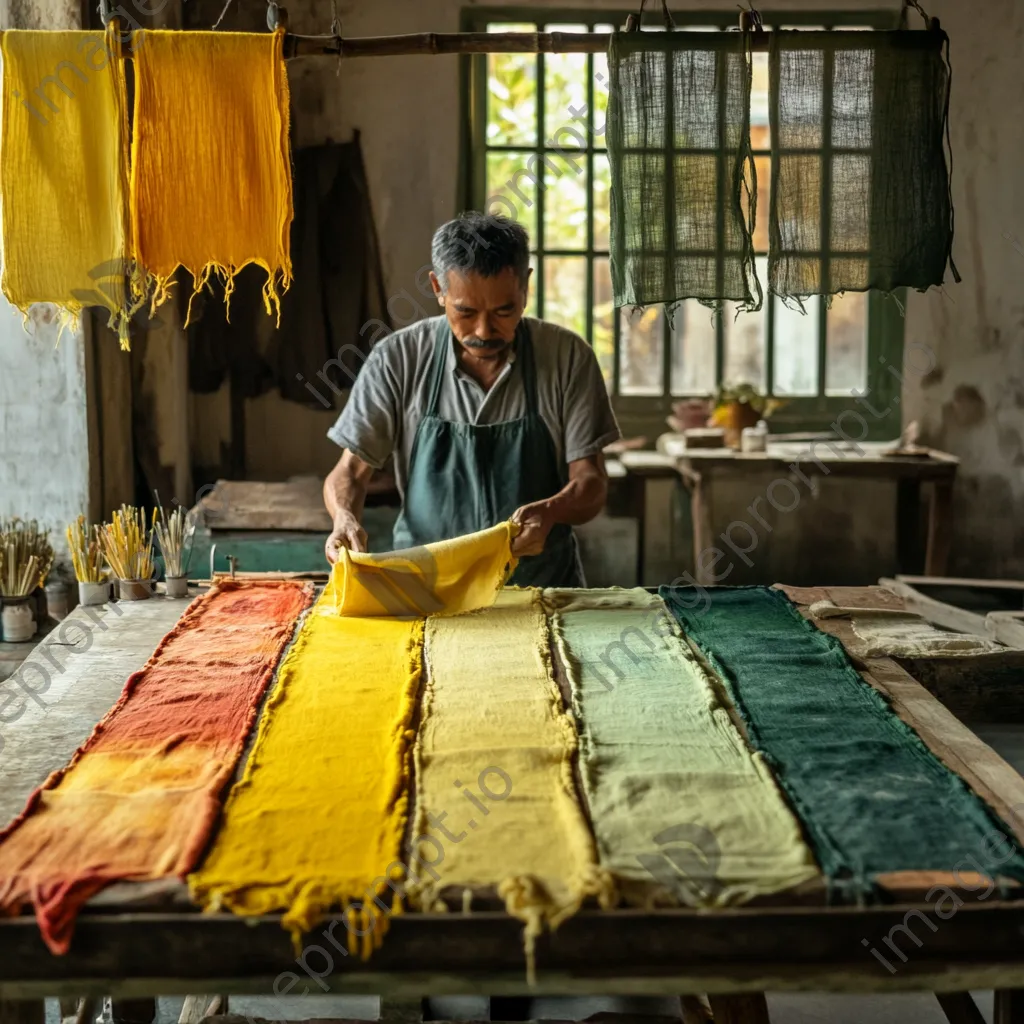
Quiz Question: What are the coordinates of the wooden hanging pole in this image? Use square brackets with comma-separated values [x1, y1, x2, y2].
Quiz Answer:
[285, 31, 615, 58]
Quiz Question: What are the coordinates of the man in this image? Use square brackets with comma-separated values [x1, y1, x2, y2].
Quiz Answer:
[323, 211, 620, 587]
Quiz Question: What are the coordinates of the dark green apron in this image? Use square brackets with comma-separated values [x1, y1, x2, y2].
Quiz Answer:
[392, 320, 584, 588]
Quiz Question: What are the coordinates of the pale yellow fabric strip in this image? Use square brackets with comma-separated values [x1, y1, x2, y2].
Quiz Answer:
[543, 587, 820, 906]
[190, 602, 423, 955]
[322, 522, 518, 618]
[412, 589, 611, 974]
[1, 29, 130, 343]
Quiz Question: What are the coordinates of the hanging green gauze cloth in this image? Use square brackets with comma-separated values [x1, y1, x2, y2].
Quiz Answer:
[768, 28, 960, 300]
[607, 31, 761, 311]
[660, 586, 1024, 899]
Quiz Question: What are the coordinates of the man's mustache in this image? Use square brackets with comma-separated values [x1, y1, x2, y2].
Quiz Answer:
[462, 337, 509, 349]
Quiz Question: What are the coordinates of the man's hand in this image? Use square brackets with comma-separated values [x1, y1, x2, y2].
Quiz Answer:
[510, 501, 555, 557]
[325, 511, 368, 565]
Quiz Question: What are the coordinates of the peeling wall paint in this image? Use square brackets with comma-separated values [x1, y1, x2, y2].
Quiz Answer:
[904, 0, 1024, 578]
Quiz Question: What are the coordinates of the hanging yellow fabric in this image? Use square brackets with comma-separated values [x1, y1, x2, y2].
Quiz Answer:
[321, 523, 518, 618]
[129, 29, 292, 324]
[411, 590, 612, 979]
[189, 596, 423, 955]
[0, 28, 131, 346]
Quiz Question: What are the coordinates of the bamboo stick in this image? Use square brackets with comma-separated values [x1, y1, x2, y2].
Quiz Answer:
[0, 519, 54, 598]
[66, 516, 106, 584]
[99, 506, 155, 582]
[152, 495, 195, 579]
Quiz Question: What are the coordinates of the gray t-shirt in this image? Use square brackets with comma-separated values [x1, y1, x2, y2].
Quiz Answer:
[327, 315, 621, 497]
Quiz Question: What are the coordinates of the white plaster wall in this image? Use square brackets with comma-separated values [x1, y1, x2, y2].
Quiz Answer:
[0, 306, 90, 557]
[903, 0, 1024, 578]
[0, 0, 89, 562]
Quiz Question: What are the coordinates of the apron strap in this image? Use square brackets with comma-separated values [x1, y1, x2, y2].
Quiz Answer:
[516, 320, 539, 418]
[425, 319, 450, 417]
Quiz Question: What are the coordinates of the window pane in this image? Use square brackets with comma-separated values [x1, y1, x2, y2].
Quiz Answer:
[619, 305, 664, 396]
[593, 257, 614, 387]
[826, 290, 868, 395]
[593, 152, 610, 250]
[773, 295, 820, 396]
[544, 154, 587, 250]
[670, 301, 717, 396]
[831, 154, 871, 252]
[486, 151, 537, 242]
[593, 24, 615, 147]
[777, 49, 823, 149]
[751, 51, 769, 148]
[723, 257, 767, 390]
[486, 24, 537, 146]
[545, 25, 588, 146]
[753, 154, 770, 252]
[833, 49, 874, 149]
[544, 255, 586, 338]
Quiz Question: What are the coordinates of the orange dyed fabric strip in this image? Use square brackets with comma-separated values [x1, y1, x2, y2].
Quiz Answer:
[0, 580, 312, 954]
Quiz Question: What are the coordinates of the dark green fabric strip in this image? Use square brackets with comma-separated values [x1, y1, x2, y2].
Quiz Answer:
[660, 585, 1024, 900]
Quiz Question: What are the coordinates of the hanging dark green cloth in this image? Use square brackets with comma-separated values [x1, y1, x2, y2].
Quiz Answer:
[660, 586, 1024, 900]
[189, 134, 391, 406]
[607, 32, 761, 311]
[768, 29, 960, 300]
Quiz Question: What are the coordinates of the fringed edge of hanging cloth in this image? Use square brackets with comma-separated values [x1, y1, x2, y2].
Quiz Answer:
[187, 615, 423, 960]
[132, 260, 293, 330]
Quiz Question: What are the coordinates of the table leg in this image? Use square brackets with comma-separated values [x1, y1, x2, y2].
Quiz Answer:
[925, 478, 954, 577]
[110, 1000, 155, 1024]
[706, 993, 770, 1024]
[626, 474, 647, 588]
[679, 467, 710, 587]
[896, 479, 923, 574]
[0, 1001, 44, 1024]
[679, 994, 712, 1022]
[936, 991, 987, 1024]
[994, 990, 1024, 1024]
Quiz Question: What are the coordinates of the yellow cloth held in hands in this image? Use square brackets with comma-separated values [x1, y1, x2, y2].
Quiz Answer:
[190, 596, 423, 954]
[321, 522, 518, 617]
[129, 30, 292, 324]
[1, 28, 131, 345]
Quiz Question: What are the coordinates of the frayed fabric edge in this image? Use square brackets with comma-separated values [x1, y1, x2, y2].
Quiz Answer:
[133, 260, 293, 329]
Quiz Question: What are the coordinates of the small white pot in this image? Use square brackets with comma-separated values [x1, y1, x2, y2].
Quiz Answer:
[165, 575, 189, 599]
[118, 578, 154, 601]
[78, 581, 111, 607]
[1, 601, 35, 642]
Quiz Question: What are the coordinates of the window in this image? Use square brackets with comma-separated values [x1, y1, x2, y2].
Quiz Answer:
[462, 9, 906, 438]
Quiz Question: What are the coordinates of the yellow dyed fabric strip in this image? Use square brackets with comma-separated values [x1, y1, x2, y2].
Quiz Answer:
[412, 590, 611, 975]
[1, 28, 131, 345]
[543, 588, 819, 906]
[130, 30, 292, 324]
[322, 523, 518, 617]
[190, 596, 423, 954]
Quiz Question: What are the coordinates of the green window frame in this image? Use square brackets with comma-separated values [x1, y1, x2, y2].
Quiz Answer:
[460, 8, 907, 439]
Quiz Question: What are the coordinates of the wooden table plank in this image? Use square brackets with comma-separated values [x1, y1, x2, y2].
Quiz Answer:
[0, 598, 188, 830]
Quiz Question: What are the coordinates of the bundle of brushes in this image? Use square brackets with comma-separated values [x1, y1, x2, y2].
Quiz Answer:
[99, 505, 156, 581]
[152, 496, 195, 578]
[66, 515, 107, 584]
[0, 518, 55, 598]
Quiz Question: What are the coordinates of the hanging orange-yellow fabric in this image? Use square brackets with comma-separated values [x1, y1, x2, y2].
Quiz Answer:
[129, 29, 292, 324]
[0, 27, 132, 346]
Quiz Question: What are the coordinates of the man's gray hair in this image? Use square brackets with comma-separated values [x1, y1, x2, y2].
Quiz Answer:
[431, 212, 530, 293]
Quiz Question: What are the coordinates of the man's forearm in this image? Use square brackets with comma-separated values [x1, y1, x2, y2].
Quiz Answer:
[324, 452, 374, 524]
[539, 470, 607, 526]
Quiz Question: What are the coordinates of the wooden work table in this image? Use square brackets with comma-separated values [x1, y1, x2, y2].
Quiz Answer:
[1, 585, 1023, 1024]
[619, 444, 959, 586]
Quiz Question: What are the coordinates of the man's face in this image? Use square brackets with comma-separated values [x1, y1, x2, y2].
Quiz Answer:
[430, 267, 531, 355]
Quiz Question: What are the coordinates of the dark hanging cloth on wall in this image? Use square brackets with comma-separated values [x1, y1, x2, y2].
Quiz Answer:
[607, 31, 761, 312]
[767, 28, 960, 300]
[189, 132, 391, 405]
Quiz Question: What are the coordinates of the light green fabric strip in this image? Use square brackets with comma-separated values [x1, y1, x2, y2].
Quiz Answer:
[543, 587, 819, 905]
